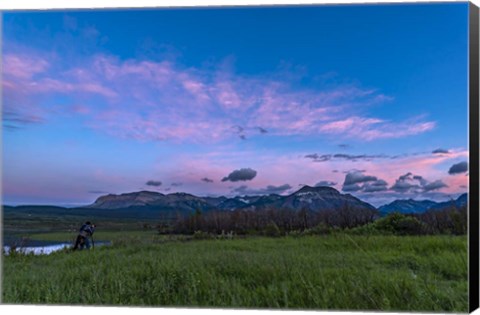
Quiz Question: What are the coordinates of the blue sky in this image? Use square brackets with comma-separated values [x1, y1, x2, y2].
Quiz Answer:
[2, 3, 470, 206]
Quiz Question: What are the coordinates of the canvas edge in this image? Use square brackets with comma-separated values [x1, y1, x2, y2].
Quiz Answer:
[469, 1, 480, 313]
[0, 11, 4, 305]
[0, 2, 476, 314]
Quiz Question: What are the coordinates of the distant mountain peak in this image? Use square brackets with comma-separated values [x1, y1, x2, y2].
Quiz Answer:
[378, 193, 468, 215]
[295, 185, 339, 194]
[275, 185, 376, 213]
[378, 199, 437, 215]
[137, 190, 164, 195]
[89, 190, 165, 209]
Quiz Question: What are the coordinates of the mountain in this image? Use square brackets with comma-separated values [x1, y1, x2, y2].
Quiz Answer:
[378, 193, 468, 215]
[214, 195, 278, 210]
[87, 186, 377, 214]
[215, 197, 249, 210]
[240, 185, 376, 213]
[275, 185, 377, 212]
[202, 196, 228, 207]
[245, 194, 284, 209]
[430, 193, 468, 210]
[378, 199, 438, 215]
[88, 190, 215, 213]
[88, 191, 165, 209]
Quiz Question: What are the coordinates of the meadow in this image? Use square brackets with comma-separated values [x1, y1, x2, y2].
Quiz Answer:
[2, 231, 468, 312]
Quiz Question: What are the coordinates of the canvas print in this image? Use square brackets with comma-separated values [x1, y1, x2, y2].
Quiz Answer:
[1, 2, 477, 313]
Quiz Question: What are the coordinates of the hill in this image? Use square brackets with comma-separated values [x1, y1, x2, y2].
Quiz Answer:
[85, 185, 377, 214]
[378, 193, 467, 215]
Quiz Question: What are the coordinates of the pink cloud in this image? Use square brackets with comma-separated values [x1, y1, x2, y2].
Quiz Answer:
[3, 48, 434, 143]
[71, 105, 91, 115]
[2, 54, 49, 80]
[2, 53, 117, 100]
[320, 116, 436, 141]
[349, 149, 469, 195]
[320, 117, 383, 133]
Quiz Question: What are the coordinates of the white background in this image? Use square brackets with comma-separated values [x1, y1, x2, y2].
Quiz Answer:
[0, 1, 479, 315]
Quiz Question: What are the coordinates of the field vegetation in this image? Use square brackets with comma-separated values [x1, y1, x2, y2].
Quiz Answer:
[2, 204, 469, 311]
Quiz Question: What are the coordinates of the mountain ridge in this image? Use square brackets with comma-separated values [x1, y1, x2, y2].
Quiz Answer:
[378, 193, 467, 215]
[86, 185, 378, 214]
[6, 187, 467, 216]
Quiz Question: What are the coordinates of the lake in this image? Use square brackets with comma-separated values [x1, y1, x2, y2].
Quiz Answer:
[3, 239, 111, 255]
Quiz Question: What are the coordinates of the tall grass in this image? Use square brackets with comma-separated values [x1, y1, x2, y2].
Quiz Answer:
[2, 234, 468, 312]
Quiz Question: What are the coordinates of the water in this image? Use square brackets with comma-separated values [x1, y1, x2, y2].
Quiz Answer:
[3, 243, 72, 255]
[3, 240, 111, 255]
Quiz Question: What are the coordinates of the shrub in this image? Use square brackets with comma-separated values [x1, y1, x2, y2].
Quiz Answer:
[216, 230, 235, 240]
[287, 230, 303, 237]
[348, 223, 386, 236]
[193, 230, 215, 240]
[348, 213, 427, 236]
[376, 213, 426, 235]
[303, 223, 331, 235]
[263, 221, 281, 237]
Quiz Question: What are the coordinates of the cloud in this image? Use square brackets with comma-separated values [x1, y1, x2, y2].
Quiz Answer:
[390, 181, 420, 193]
[343, 172, 378, 186]
[390, 172, 447, 193]
[390, 173, 421, 193]
[3, 43, 434, 144]
[231, 125, 268, 140]
[222, 168, 257, 182]
[88, 190, 109, 194]
[432, 148, 450, 154]
[333, 153, 388, 161]
[319, 116, 435, 141]
[146, 180, 162, 187]
[305, 154, 332, 162]
[448, 161, 468, 175]
[2, 53, 50, 80]
[3, 53, 117, 98]
[171, 182, 183, 187]
[362, 180, 389, 192]
[201, 177, 214, 183]
[232, 125, 244, 133]
[315, 181, 337, 187]
[398, 172, 413, 181]
[305, 152, 389, 162]
[232, 184, 292, 195]
[303, 149, 468, 205]
[2, 111, 44, 128]
[422, 180, 448, 192]
[412, 175, 428, 186]
[3, 125, 21, 132]
[257, 127, 268, 134]
[341, 171, 388, 193]
[342, 184, 363, 192]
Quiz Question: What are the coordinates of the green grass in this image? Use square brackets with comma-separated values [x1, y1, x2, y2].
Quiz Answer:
[2, 234, 467, 312]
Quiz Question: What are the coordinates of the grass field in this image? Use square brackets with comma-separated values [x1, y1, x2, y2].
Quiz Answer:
[2, 232, 468, 312]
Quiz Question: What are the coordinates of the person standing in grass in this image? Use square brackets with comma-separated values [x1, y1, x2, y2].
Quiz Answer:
[73, 221, 96, 250]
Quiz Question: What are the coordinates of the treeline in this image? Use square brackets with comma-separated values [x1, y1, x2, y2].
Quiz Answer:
[350, 204, 467, 236]
[156, 202, 468, 236]
[159, 205, 376, 236]
[417, 204, 467, 235]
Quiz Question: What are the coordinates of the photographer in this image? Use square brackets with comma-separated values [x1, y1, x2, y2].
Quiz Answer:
[73, 221, 96, 250]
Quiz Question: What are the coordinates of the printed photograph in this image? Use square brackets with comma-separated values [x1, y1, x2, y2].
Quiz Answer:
[1, 2, 472, 312]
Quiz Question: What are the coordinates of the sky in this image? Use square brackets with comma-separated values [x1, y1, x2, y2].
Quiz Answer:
[1, 2, 471, 207]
